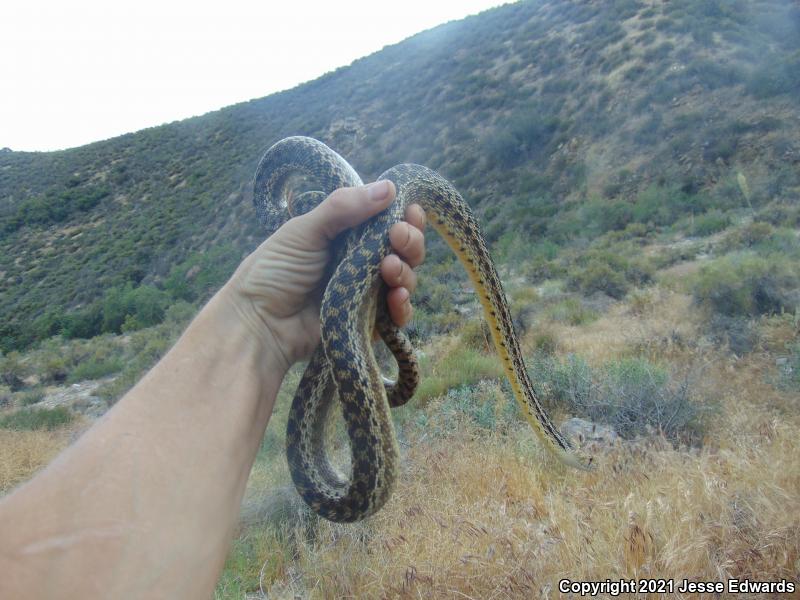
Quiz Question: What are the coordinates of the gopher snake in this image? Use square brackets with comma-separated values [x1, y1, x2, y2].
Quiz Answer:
[253, 137, 590, 523]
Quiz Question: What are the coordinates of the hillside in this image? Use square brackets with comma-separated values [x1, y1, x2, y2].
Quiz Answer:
[3, 1, 800, 595]
[1, 0, 799, 352]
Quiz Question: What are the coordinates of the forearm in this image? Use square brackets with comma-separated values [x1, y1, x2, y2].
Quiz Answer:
[0, 285, 286, 599]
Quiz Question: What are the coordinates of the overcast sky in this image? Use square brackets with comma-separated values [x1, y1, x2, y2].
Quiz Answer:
[1, 0, 509, 152]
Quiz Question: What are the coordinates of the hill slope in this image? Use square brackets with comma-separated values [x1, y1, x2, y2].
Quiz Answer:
[1, 0, 799, 351]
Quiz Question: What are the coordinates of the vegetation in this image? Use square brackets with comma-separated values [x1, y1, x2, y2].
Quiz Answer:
[2, 0, 800, 596]
[2, 0, 799, 354]
[692, 253, 799, 318]
[530, 353, 708, 443]
[0, 406, 74, 431]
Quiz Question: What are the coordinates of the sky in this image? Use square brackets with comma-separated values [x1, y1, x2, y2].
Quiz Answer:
[1, 0, 509, 152]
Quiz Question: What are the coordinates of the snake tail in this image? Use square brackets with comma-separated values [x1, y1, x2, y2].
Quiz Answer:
[379, 164, 592, 472]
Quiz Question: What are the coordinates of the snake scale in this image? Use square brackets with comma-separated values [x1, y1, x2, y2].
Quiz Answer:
[253, 136, 591, 523]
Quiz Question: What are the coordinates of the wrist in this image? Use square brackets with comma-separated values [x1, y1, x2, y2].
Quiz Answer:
[215, 281, 292, 373]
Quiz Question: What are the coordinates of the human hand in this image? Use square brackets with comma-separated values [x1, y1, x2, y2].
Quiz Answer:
[226, 180, 426, 368]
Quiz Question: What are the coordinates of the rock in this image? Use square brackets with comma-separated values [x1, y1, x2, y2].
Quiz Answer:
[560, 417, 619, 452]
[36, 377, 115, 418]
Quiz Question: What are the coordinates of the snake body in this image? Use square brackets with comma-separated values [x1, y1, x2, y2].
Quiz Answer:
[253, 136, 590, 523]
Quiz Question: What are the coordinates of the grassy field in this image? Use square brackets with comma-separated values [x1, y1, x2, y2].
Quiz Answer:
[2, 224, 799, 598]
[211, 284, 799, 597]
[2, 0, 799, 595]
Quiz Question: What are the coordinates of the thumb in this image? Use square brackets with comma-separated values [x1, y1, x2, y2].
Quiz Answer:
[302, 180, 396, 247]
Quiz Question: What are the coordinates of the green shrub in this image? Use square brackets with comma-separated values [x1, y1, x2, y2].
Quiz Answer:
[484, 109, 562, 169]
[420, 383, 522, 437]
[581, 198, 634, 233]
[61, 303, 104, 339]
[440, 386, 499, 431]
[650, 242, 702, 270]
[718, 222, 774, 252]
[692, 253, 800, 317]
[460, 319, 492, 351]
[530, 354, 707, 443]
[19, 388, 45, 406]
[689, 210, 732, 236]
[632, 185, 707, 227]
[0, 352, 27, 391]
[568, 262, 628, 299]
[751, 227, 800, 258]
[531, 330, 558, 355]
[102, 283, 169, 333]
[68, 357, 124, 383]
[40, 353, 69, 384]
[163, 245, 241, 303]
[567, 249, 654, 300]
[2, 186, 110, 233]
[706, 314, 758, 355]
[754, 203, 800, 228]
[546, 298, 598, 326]
[0, 406, 74, 431]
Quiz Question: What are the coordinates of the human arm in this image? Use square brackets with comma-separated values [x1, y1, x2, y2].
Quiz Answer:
[0, 181, 425, 599]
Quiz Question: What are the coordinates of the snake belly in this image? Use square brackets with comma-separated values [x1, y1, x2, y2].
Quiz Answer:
[253, 136, 590, 523]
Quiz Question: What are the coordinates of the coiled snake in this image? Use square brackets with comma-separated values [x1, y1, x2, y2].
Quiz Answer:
[253, 136, 590, 523]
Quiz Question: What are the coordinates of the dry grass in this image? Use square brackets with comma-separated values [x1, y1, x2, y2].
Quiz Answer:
[236, 290, 800, 599]
[0, 428, 71, 494]
[257, 385, 800, 598]
[3, 285, 798, 598]
[539, 289, 701, 366]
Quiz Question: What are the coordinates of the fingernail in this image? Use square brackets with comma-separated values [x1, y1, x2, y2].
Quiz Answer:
[367, 180, 390, 201]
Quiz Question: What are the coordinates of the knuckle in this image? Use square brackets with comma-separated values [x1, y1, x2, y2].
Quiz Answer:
[409, 204, 426, 230]
[326, 186, 352, 207]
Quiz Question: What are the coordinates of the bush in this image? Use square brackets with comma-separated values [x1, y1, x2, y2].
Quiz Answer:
[568, 262, 629, 299]
[706, 314, 758, 355]
[689, 210, 732, 236]
[163, 245, 241, 303]
[40, 353, 69, 384]
[545, 298, 598, 326]
[0, 352, 27, 391]
[419, 382, 522, 437]
[530, 354, 707, 444]
[19, 388, 45, 406]
[692, 253, 800, 317]
[0, 406, 74, 431]
[459, 319, 492, 352]
[102, 283, 169, 333]
[61, 303, 104, 339]
[567, 250, 653, 300]
[531, 330, 559, 354]
[484, 109, 562, 169]
[581, 198, 634, 233]
[718, 222, 774, 252]
[632, 185, 707, 227]
[68, 357, 124, 383]
[2, 186, 110, 233]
